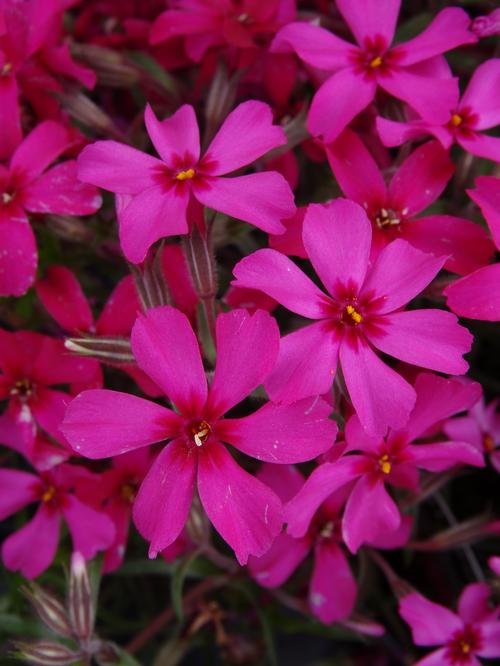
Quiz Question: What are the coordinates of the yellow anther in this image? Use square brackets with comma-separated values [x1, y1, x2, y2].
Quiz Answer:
[2, 192, 13, 205]
[175, 168, 195, 181]
[378, 454, 392, 475]
[483, 434, 495, 452]
[369, 56, 383, 68]
[1, 62, 12, 76]
[121, 483, 136, 503]
[41, 486, 56, 503]
[345, 305, 363, 324]
[450, 113, 463, 127]
[460, 641, 470, 654]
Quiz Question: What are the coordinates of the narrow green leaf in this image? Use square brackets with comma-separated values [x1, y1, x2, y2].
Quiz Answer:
[171, 551, 200, 621]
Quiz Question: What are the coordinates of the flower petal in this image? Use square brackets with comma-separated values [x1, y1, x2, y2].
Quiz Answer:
[204, 101, 286, 176]
[467, 176, 500, 251]
[460, 59, 500, 130]
[444, 264, 500, 322]
[0, 75, 22, 161]
[399, 592, 462, 646]
[144, 104, 200, 167]
[62, 389, 181, 458]
[95, 275, 140, 336]
[0, 209, 37, 297]
[0, 469, 39, 520]
[270, 22, 352, 70]
[458, 133, 500, 166]
[408, 441, 484, 472]
[248, 532, 310, 588]
[337, 0, 400, 47]
[131, 306, 207, 416]
[10, 120, 71, 181]
[133, 439, 196, 557]
[310, 541, 356, 623]
[62, 495, 116, 559]
[458, 583, 492, 624]
[36, 266, 94, 334]
[198, 441, 282, 565]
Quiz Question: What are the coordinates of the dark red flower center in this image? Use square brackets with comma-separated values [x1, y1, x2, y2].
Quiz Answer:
[189, 419, 212, 448]
[341, 303, 363, 326]
[349, 35, 401, 77]
[483, 433, 495, 452]
[374, 207, 405, 229]
[10, 378, 34, 400]
[121, 482, 138, 504]
[447, 106, 479, 134]
[445, 624, 482, 664]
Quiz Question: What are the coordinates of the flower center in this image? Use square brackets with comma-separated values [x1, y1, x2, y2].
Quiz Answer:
[175, 168, 195, 181]
[121, 483, 137, 503]
[1, 62, 12, 76]
[483, 433, 495, 452]
[342, 304, 363, 326]
[369, 55, 383, 68]
[378, 454, 392, 475]
[319, 521, 334, 539]
[41, 485, 57, 503]
[374, 207, 403, 229]
[10, 378, 34, 399]
[191, 420, 211, 447]
[450, 113, 463, 127]
[446, 625, 482, 664]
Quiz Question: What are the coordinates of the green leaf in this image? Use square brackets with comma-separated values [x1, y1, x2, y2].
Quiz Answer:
[171, 551, 200, 622]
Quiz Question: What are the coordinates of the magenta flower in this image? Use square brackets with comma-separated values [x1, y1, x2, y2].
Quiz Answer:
[377, 59, 500, 163]
[0, 463, 115, 578]
[326, 131, 493, 275]
[284, 373, 484, 553]
[0, 121, 102, 296]
[445, 177, 500, 322]
[445, 396, 500, 474]
[270, 2, 475, 142]
[62, 306, 337, 564]
[400, 583, 500, 665]
[77, 101, 296, 263]
[233, 199, 473, 434]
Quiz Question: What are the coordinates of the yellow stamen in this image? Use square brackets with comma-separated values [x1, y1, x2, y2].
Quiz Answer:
[1, 62, 12, 76]
[460, 641, 470, 654]
[41, 486, 56, 503]
[175, 168, 195, 181]
[121, 483, 136, 503]
[345, 304, 363, 324]
[378, 454, 391, 475]
[369, 56, 383, 68]
[450, 113, 463, 127]
[193, 421, 211, 447]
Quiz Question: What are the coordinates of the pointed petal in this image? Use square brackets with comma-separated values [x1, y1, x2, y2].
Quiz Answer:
[367, 309, 472, 374]
[0, 469, 39, 520]
[131, 306, 207, 416]
[95, 275, 140, 336]
[344, 414, 383, 454]
[337, 0, 400, 47]
[308, 69, 376, 143]
[63, 495, 115, 558]
[232, 248, 328, 318]
[204, 101, 286, 176]
[77, 141, 162, 194]
[376, 116, 442, 148]
[443, 415, 482, 452]
[248, 532, 310, 588]
[118, 186, 189, 264]
[444, 264, 500, 322]
[62, 389, 181, 458]
[220, 396, 337, 463]
[133, 439, 196, 557]
[458, 132, 500, 164]
[265, 321, 339, 404]
[460, 59, 500, 130]
[31, 388, 70, 443]
[388, 141, 454, 216]
[467, 176, 500, 251]
[408, 441, 484, 472]
[10, 120, 71, 181]
[360, 239, 446, 314]
[343, 476, 400, 553]
[0, 210, 37, 297]
[406, 373, 482, 442]
[458, 584, 492, 625]
[2, 504, 60, 578]
[303, 200, 372, 297]
[149, 9, 218, 45]
[340, 339, 416, 436]
[399, 592, 462, 645]
[268, 208, 307, 258]
[198, 441, 282, 565]
[144, 104, 200, 166]
[0, 75, 22, 161]
[270, 22, 352, 69]
[207, 309, 279, 418]
[193, 172, 295, 234]
[284, 457, 364, 538]
[477, 621, 500, 657]
[36, 266, 93, 333]
[310, 541, 356, 623]
[396, 8, 476, 66]
[326, 129, 386, 209]
[413, 649, 454, 666]
[256, 463, 305, 503]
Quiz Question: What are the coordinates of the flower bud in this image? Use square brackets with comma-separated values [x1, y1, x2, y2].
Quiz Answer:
[14, 641, 82, 666]
[64, 336, 134, 363]
[471, 9, 500, 37]
[70, 44, 140, 88]
[68, 552, 94, 641]
[21, 583, 72, 638]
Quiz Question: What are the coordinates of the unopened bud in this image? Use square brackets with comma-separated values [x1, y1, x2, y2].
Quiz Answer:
[265, 107, 310, 161]
[58, 89, 127, 141]
[69, 552, 94, 641]
[471, 9, 500, 37]
[129, 250, 171, 311]
[183, 224, 217, 302]
[45, 215, 95, 244]
[203, 62, 242, 148]
[408, 514, 493, 551]
[70, 44, 140, 88]
[65, 336, 134, 363]
[14, 641, 82, 666]
[342, 613, 385, 637]
[21, 583, 72, 638]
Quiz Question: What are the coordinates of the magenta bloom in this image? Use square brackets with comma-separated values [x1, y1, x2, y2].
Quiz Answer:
[271, 2, 475, 142]
[377, 59, 500, 163]
[326, 132, 493, 275]
[0, 463, 115, 578]
[400, 583, 500, 665]
[62, 306, 337, 564]
[233, 199, 473, 434]
[445, 396, 500, 474]
[77, 101, 296, 263]
[284, 374, 484, 553]
[0, 121, 102, 296]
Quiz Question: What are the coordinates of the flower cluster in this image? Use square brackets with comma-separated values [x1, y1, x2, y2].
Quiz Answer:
[1, 1, 500, 664]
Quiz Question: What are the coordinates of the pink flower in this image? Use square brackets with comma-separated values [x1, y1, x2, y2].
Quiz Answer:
[0, 463, 115, 578]
[0, 121, 102, 296]
[271, 2, 476, 142]
[77, 101, 296, 263]
[377, 59, 500, 163]
[399, 583, 500, 665]
[445, 396, 500, 473]
[326, 132, 493, 276]
[62, 306, 337, 564]
[445, 177, 500, 322]
[233, 199, 473, 434]
[284, 374, 484, 553]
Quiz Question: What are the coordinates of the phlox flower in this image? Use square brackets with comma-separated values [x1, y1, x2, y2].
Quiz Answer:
[233, 199, 473, 435]
[284, 374, 484, 553]
[77, 100, 296, 263]
[400, 583, 500, 665]
[0, 121, 102, 296]
[62, 306, 337, 564]
[377, 59, 500, 163]
[0, 463, 115, 578]
[270, 1, 476, 142]
[445, 396, 500, 474]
